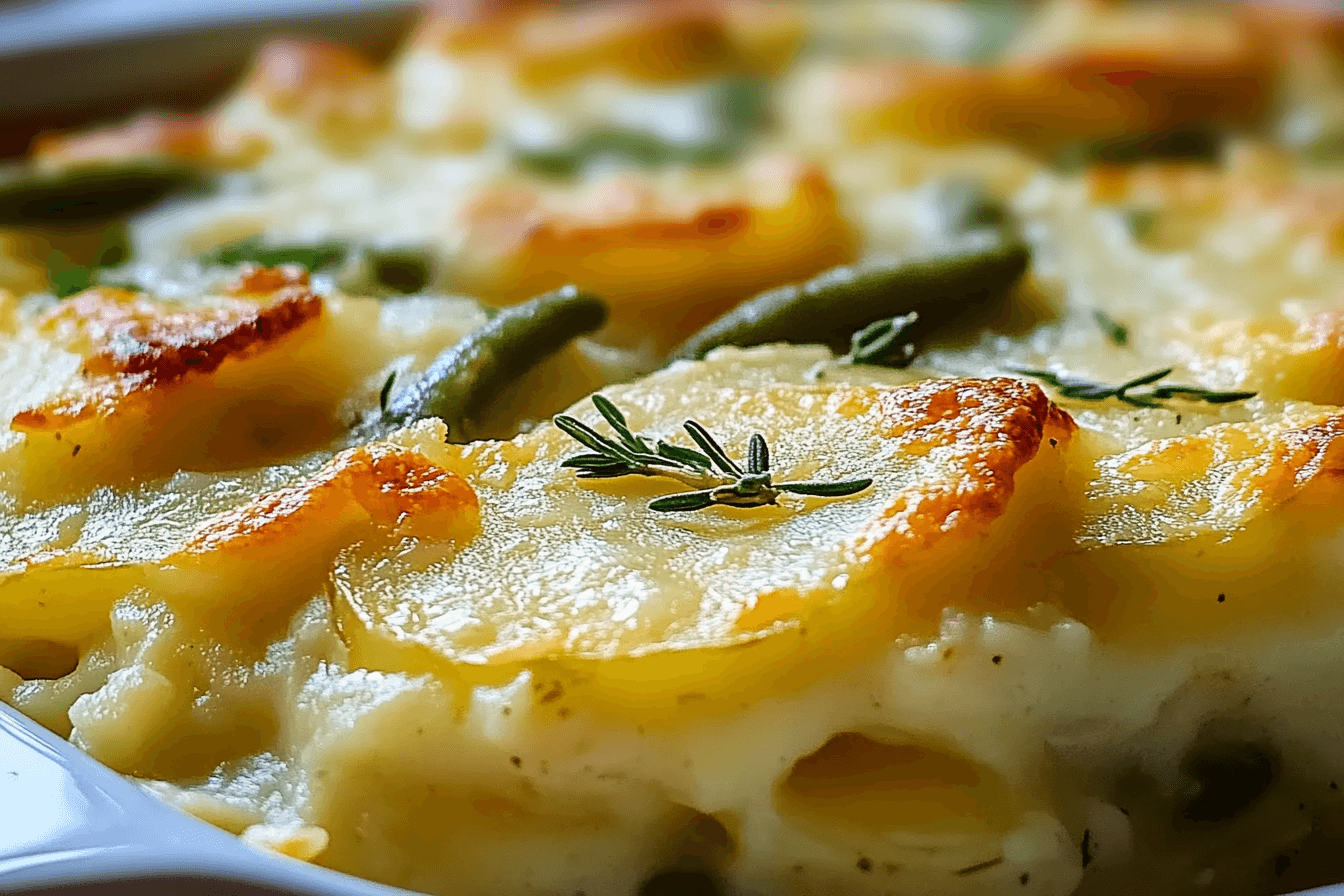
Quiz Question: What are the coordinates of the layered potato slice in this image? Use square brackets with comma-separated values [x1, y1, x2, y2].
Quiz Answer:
[409, 0, 805, 89]
[0, 432, 475, 651]
[784, 0, 1271, 154]
[37, 0, 806, 174]
[0, 266, 588, 505]
[0, 269, 356, 503]
[451, 155, 855, 350]
[901, 149, 1344, 415]
[332, 351, 1079, 714]
[1058, 398, 1344, 642]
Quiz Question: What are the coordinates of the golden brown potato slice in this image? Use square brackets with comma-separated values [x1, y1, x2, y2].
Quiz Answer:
[453, 155, 857, 351]
[332, 355, 1078, 716]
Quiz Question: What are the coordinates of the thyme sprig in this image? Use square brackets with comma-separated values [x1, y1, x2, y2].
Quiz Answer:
[842, 312, 920, 367]
[553, 395, 873, 513]
[1013, 367, 1257, 408]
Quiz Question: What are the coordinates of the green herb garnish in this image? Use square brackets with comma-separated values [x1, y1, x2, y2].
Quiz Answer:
[1013, 367, 1256, 408]
[378, 371, 397, 414]
[553, 395, 873, 513]
[843, 312, 919, 367]
[1092, 309, 1129, 347]
[1122, 209, 1159, 242]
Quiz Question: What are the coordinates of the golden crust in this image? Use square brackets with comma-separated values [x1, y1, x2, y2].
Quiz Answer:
[1116, 410, 1344, 508]
[242, 39, 390, 123]
[1165, 308, 1344, 406]
[1010, 2, 1272, 126]
[857, 377, 1076, 560]
[31, 113, 214, 167]
[462, 175, 755, 257]
[456, 157, 855, 347]
[1078, 403, 1344, 548]
[807, 2, 1271, 151]
[1088, 149, 1344, 238]
[30, 111, 268, 171]
[11, 279, 322, 432]
[415, 0, 803, 84]
[182, 442, 479, 557]
[1244, 0, 1344, 56]
[224, 264, 312, 296]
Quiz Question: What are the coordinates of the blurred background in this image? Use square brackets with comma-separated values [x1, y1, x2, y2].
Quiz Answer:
[0, 0, 422, 157]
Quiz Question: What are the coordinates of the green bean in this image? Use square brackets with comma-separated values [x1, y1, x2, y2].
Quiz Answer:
[1178, 739, 1277, 825]
[366, 249, 432, 295]
[200, 236, 350, 272]
[199, 238, 435, 295]
[671, 236, 1030, 361]
[513, 75, 768, 179]
[382, 286, 608, 441]
[516, 130, 670, 180]
[1054, 127, 1222, 171]
[515, 127, 748, 180]
[1122, 209, 1160, 242]
[0, 161, 213, 225]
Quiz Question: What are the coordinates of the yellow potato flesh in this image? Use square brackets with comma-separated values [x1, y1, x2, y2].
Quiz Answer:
[332, 365, 1076, 715]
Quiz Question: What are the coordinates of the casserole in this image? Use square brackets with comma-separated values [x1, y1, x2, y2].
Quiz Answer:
[4, 1, 1344, 895]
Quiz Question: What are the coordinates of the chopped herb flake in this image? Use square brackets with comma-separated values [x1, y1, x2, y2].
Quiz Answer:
[1093, 310, 1129, 347]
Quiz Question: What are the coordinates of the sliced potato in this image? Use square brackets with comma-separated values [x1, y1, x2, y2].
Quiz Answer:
[453, 156, 857, 351]
[0, 432, 476, 647]
[331, 351, 1079, 715]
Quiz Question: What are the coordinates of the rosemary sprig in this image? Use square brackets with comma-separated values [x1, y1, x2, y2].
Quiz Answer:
[554, 396, 873, 513]
[1013, 367, 1257, 408]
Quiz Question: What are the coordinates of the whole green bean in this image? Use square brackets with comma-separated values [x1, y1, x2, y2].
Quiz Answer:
[671, 236, 1029, 361]
[0, 161, 213, 225]
[382, 286, 608, 442]
[200, 236, 350, 272]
